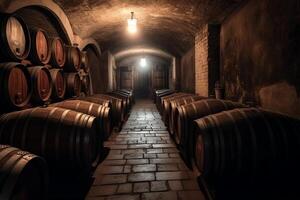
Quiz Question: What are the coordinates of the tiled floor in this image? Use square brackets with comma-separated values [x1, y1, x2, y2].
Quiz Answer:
[86, 99, 206, 200]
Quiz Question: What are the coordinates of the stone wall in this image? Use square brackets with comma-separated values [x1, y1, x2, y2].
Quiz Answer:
[180, 47, 195, 93]
[220, 0, 300, 118]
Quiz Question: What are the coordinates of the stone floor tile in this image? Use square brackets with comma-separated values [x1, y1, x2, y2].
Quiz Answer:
[126, 159, 149, 165]
[141, 191, 177, 200]
[128, 173, 155, 182]
[124, 153, 144, 159]
[156, 171, 189, 181]
[150, 181, 168, 192]
[133, 182, 150, 193]
[117, 183, 132, 194]
[157, 164, 179, 171]
[132, 164, 156, 172]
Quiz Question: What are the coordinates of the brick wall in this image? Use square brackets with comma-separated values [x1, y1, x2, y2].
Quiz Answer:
[195, 24, 220, 97]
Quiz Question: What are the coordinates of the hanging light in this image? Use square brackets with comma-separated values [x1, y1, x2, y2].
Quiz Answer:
[127, 12, 137, 33]
[140, 57, 147, 67]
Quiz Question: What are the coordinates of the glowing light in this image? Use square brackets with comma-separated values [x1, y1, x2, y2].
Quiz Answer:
[127, 12, 137, 33]
[140, 58, 147, 67]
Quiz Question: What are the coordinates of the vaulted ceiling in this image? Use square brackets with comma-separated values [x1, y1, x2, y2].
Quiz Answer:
[55, 0, 245, 56]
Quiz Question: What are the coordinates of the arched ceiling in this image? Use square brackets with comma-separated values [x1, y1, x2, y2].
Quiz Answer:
[54, 0, 245, 56]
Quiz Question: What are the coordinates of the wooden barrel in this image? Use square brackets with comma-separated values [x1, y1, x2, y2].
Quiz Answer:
[28, 28, 51, 65]
[155, 90, 174, 105]
[162, 93, 192, 125]
[154, 89, 171, 98]
[168, 96, 206, 135]
[49, 100, 112, 140]
[117, 89, 135, 105]
[81, 75, 91, 95]
[193, 108, 300, 186]
[0, 107, 99, 170]
[64, 73, 81, 97]
[64, 46, 81, 72]
[75, 97, 112, 108]
[175, 99, 246, 164]
[91, 94, 125, 128]
[28, 66, 52, 104]
[49, 69, 66, 100]
[81, 51, 89, 73]
[0, 14, 31, 61]
[49, 37, 65, 68]
[0, 145, 48, 200]
[159, 92, 186, 114]
[0, 62, 32, 111]
[107, 92, 130, 113]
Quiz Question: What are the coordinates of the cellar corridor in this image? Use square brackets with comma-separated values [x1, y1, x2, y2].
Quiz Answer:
[86, 99, 205, 200]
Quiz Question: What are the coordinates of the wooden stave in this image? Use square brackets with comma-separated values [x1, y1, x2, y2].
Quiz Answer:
[64, 46, 81, 72]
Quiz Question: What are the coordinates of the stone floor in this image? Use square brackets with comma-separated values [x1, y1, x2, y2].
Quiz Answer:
[86, 99, 206, 200]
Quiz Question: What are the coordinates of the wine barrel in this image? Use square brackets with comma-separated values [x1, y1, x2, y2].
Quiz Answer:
[28, 28, 51, 65]
[162, 93, 193, 125]
[49, 37, 65, 68]
[193, 108, 300, 186]
[107, 92, 130, 113]
[49, 69, 66, 100]
[155, 89, 174, 104]
[49, 100, 112, 140]
[0, 63, 32, 111]
[168, 96, 206, 135]
[0, 14, 31, 61]
[0, 145, 48, 200]
[91, 94, 125, 128]
[175, 99, 245, 164]
[81, 75, 91, 95]
[28, 66, 52, 104]
[159, 92, 186, 114]
[0, 107, 99, 170]
[64, 73, 81, 97]
[81, 51, 89, 73]
[64, 46, 81, 72]
[116, 89, 135, 105]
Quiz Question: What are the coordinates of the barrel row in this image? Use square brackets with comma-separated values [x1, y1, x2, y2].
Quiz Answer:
[156, 90, 300, 198]
[0, 13, 89, 73]
[192, 108, 300, 196]
[0, 63, 90, 112]
[0, 97, 116, 199]
[155, 91, 245, 154]
[76, 89, 134, 130]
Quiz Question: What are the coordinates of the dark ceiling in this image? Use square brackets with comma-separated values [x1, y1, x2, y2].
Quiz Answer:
[55, 0, 245, 56]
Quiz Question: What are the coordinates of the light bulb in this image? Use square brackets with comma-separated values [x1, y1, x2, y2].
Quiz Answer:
[127, 18, 137, 33]
[140, 58, 146, 67]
